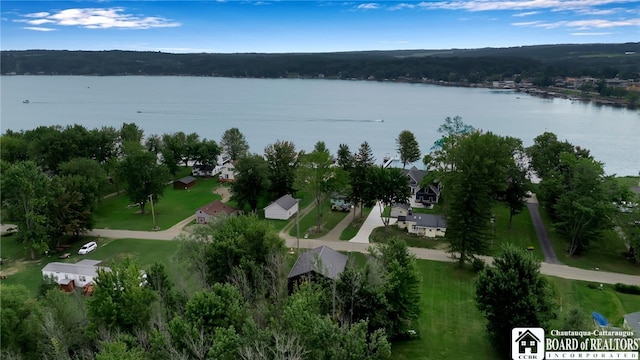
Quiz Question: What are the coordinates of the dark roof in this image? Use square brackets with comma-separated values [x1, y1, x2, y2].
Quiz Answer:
[400, 214, 446, 228]
[402, 166, 427, 185]
[193, 164, 214, 171]
[175, 176, 196, 184]
[198, 200, 238, 216]
[273, 194, 298, 211]
[287, 246, 348, 280]
[624, 312, 640, 335]
[515, 330, 540, 342]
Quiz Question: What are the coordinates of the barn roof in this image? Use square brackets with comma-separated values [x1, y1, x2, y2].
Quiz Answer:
[175, 176, 196, 184]
[287, 246, 347, 280]
[198, 200, 238, 216]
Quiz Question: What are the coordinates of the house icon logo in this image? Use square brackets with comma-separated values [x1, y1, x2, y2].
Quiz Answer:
[512, 327, 545, 359]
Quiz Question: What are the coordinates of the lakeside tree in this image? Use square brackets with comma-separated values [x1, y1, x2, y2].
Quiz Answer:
[193, 138, 221, 167]
[295, 142, 347, 233]
[502, 138, 531, 229]
[336, 143, 354, 170]
[230, 154, 271, 212]
[264, 140, 300, 198]
[475, 245, 556, 357]
[395, 130, 420, 169]
[220, 128, 249, 161]
[1, 161, 52, 259]
[443, 132, 516, 265]
[423, 115, 474, 174]
[349, 141, 377, 218]
[118, 150, 170, 215]
[370, 167, 410, 227]
[161, 132, 187, 175]
[145, 134, 163, 155]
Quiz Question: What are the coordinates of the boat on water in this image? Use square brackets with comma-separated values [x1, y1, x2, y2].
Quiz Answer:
[22, 99, 29, 104]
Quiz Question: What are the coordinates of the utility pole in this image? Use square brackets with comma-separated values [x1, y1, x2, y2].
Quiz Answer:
[149, 194, 159, 230]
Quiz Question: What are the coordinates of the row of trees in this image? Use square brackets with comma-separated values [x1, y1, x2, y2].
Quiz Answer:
[0, 123, 254, 258]
[1, 216, 422, 360]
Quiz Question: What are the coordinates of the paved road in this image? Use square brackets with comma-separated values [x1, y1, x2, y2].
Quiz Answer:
[527, 194, 561, 264]
[349, 202, 385, 243]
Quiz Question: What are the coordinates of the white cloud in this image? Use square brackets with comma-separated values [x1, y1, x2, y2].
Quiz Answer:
[387, 3, 416, 11]
[513, 11, 540, 17]
[512, 17, 640, 29]
[356, 3, 380, 10]
[19, 7, 181, 30]
[571, 31, 614, 35]
[23, 26, 56, 32]
[421, 0, 639, 12]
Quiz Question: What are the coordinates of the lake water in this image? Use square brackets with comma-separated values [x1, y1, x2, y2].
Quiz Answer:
[1, 76, 638, 176]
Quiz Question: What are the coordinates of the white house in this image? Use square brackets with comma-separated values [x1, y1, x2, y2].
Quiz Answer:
[218, 161, 237, 182]
[42, 259, 111, 289]
[397, 214, 447, 238]
[264, 194, 299, 220]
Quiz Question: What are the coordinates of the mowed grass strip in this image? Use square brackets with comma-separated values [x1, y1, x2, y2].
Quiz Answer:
[289, 198, 349, 238]
[339, 207, 373, 240]
[94, 178, 221, 231]
[391, 260, 498, 360]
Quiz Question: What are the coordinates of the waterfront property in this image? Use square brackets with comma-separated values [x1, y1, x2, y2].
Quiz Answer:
[42, 259, 110, 292]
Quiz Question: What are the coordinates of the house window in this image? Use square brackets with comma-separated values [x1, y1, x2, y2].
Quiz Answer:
[529, 341, 535, 346]
[521, 341, 526, 346]
[79, 275, 86, 282]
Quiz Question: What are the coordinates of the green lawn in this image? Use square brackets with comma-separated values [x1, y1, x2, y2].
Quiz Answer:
[289, 198, 349, 238]
[370, 225, 447, 250]
[488, 204, 544, 260]
[94, 178, 221, 231]
[339, 207, 373, 240]
[539, 207, 640, 275]
[0, 235, 179, 297]
[391, 259, 640, 360]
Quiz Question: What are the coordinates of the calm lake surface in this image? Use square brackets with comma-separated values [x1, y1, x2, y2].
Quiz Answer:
[2, 76, 638, 176]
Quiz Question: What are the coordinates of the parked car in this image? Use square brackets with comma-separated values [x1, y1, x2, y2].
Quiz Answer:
[78, 241, 97, 255]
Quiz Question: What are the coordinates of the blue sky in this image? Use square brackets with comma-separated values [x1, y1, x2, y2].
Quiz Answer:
[2, 1, 639, 53]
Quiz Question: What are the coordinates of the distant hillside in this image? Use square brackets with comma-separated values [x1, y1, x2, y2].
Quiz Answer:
[2, 43, 638, 81]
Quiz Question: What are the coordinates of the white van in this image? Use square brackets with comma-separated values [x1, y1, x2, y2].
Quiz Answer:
[78, 241, 97, 255]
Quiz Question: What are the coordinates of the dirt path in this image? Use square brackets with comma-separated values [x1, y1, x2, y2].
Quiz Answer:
[214, 186, 231, 202]
[317, 206, 361, 241]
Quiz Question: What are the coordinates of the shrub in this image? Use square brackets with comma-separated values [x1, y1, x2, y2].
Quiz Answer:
[614, 283, 640, 295]
[472, 257, 486, 273]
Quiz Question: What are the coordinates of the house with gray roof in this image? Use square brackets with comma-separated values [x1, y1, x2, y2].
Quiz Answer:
[42, 259, 111, 291]
[287, 246, 348, 293]
[402, 166, 428, 195]
[623, 311, 640, 337]
[397, 214, 447, 238]
[264, 194, 299, 220]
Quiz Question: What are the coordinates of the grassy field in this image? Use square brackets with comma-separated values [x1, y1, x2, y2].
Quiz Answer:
[488, 204, 544, 260]
[289, 198, 349, 238]
[539, 207, 640, 275]
[94, 177, 221, 231]
[391, 259, 640, 360]
[0, 235, 180, 297]
[370, 225, 448, 250]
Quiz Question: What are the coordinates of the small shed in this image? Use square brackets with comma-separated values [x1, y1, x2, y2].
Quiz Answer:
[196, 201, 239, 224]
[264, 194, 299, 220]
[287, 246, 348, 293]
[174, 176, 196, 190]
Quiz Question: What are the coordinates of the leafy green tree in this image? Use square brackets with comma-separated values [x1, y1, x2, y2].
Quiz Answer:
[1, 161, 52, 259]
[617, 205, 640, 263]
[526, 131, 575, 180]
[0, 284, 42, 358]
[161, 132, 186, 175]
[118, 151, 170, 215]
[264, 140, 299, 198]
[295, 143, 347, 233]
[371, 238, 421, 339]
[88, 258, 156, 334]
[395, 130, 421, 169]
[335, 263, 388, 331]
[0, 134, 29, 163]
[424, 116, 474, 174]
[49, 175, 94, 239]
[349, 142, 377, 218]
[145, 134, 163, 155]
[220, 127, 249, 161]
[193, 138, 221, 167]
[39, 289, 91, 360]
[230, 154, 271, 212]
[502, 138, 531, 228]
[337, 143, 354, 170]
[95, 340, 145, 360]
[548, 154, 615, 255]
[168, 285, 246, 360]
[183, 132, 201, 166]
[475, 244, 556, 357]
[370, 167, 410, 226]
[88, 126, 120, 164]
[443, 132, 515, 265]
[119, 122, 144, 144]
